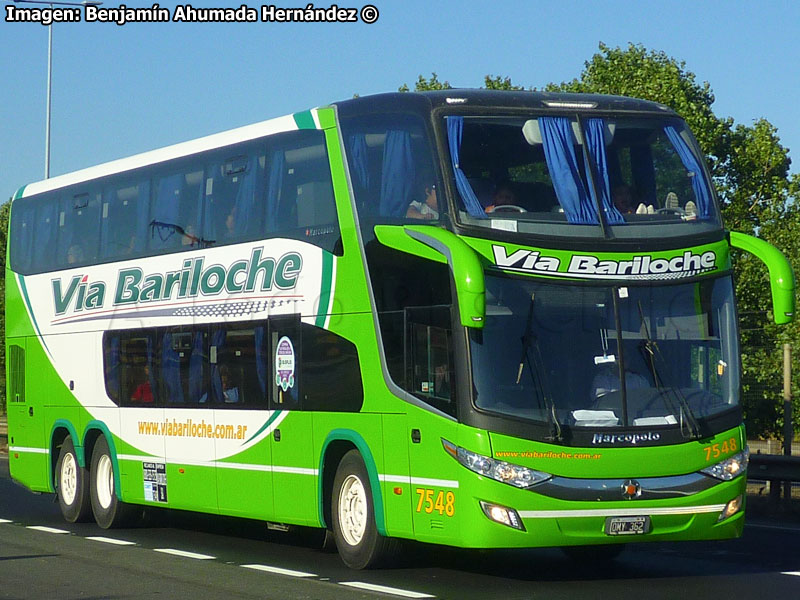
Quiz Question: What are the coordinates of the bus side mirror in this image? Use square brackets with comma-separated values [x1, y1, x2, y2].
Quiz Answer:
[374, 225, 486, 328]
[729, 231, 795, 325]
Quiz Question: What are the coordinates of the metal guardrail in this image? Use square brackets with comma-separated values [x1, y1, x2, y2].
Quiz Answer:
[749, 453, 800, 482]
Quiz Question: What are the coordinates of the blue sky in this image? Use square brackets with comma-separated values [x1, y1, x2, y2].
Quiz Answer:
[2, 0, 798, 201]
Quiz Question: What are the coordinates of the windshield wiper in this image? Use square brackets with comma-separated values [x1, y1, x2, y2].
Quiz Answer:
[516, 293, 562, 442]
[636, 301, 701, 439]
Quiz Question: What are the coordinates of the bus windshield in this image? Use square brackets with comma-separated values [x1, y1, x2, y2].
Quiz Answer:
[449, 114, 722, 239]
[470, 275, 739, 432]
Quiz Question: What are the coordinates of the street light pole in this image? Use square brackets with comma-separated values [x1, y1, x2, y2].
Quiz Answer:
[45, 7, 52, 178]
[13, 0, 102, 179]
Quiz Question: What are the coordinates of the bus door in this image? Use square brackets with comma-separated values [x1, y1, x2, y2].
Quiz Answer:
[404, 307, 460, 540]
[268, 315, 317, 525]
[7, 338, 49, 490]
[214, 322, 273, 520]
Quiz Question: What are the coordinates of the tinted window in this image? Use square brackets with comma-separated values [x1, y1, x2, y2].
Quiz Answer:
[10, 130, 342, 275]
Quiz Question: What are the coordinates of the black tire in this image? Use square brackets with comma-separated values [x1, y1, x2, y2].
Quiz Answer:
[55, 436, 92, 523]
[561, 543, 626, 561]
[89, 436, 140, 528]
[331, 450, 399, 569]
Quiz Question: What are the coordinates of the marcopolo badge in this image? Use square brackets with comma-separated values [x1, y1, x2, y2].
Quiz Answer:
[275, 336, 296, 392]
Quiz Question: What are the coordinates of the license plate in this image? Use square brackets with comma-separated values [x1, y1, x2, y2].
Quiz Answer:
[605, 515, 651, 536]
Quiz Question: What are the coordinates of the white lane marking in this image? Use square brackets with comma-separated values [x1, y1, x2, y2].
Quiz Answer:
[86, 536, 136, 546]
[340, 582, 435, 598]
[747, 523, 800, 533]
[26, 526, 69, 534]
[781, 571, 800, 577]
[154, 548, 215, 560]
[0, 519, 13, 524]
[241, 564, 316, 578]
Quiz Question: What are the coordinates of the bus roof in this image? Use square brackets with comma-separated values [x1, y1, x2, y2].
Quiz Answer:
[14, 90, 676, 201]
[333, 89, 678, 117]
[15, 110, 322, 200]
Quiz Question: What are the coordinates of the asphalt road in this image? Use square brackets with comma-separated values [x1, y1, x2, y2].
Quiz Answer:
[1, 455, 799, 600]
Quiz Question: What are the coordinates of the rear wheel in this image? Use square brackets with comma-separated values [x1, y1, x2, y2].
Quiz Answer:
[90, 436, 140, 528]
[331, 450, 398, 569]
[56, 436, 92, 523]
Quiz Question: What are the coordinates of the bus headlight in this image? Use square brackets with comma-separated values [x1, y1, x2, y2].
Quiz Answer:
[442, 439, 552, 489]
[700, 448, 749, 481]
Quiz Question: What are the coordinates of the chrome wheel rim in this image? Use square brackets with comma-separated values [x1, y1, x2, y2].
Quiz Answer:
[60, 452, 78, 505]
[338, 474, 367, 546]
[96, 455, 114, 510]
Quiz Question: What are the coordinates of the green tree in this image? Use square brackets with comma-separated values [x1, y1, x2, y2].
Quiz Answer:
[0, 201, 8, 412]
[399, 72, 452, 92]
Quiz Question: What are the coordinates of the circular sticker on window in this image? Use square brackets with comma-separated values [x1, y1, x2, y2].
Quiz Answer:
[275, 336, 296, 392]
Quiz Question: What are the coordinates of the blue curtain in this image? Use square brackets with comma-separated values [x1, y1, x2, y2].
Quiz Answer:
[227, 156, 260, 239]
[446, 117, 485, 217]
[539, 117, 597, 224]
[379, 130, 416, 217]
[265, 150, 285, 231]
[585, 119, 624, 225]
[106, 336, 121, 401]
[189, 332, 205, 403]
[255, 325, 267, 399]
[146, 336, 156, 401]
[34, 199, 59, 269]
[630, 144, 657, 207]
[664, 125, 711, 218]
[161, 332, 183, 404]
[209, 328, 227, 403]
[348, 133, 370, 191]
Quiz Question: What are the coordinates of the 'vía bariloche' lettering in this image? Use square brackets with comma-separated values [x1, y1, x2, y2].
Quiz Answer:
[492, 245, 717, 279]
[52, 248, 302, 316]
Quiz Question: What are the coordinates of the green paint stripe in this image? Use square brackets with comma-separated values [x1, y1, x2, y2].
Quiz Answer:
[292, 110, 316, 130]
[315, 252, 334, 328]
[13, 185, 27, 200]
[242, 410, 283, 446]
[18, 274, 52, 358]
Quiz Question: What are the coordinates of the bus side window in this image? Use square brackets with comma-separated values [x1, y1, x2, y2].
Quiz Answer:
[203, 147, 266, 246]
[264, 130, 342, 254]
[101, 181, 150, 260]
[406, 306, 457, 417]
[150, 169, 204, 252]
[104, 331, 157, 406]
[157, 328, 207, 405]
[209, 324, 267, 407]
[57, 191, 101, 268]
[301, 324, 363, 412]
[269, 315, 301, 409]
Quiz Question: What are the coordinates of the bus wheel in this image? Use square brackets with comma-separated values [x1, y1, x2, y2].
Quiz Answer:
[56, 435, 92, 523]
[331, 450, 397, 569]
[90, 436, 139, 529]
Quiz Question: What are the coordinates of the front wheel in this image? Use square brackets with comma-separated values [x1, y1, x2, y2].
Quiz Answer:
[331, 450, 398, 569]
[90, 436, 140, 528]
[56, 435, 92, 523]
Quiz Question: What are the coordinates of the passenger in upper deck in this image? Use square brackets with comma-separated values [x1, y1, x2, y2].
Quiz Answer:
[612, 184, 637, 215]
[406, 179, 439, 220]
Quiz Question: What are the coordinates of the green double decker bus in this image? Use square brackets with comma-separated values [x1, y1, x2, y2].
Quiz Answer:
[6, 91, 794, 569]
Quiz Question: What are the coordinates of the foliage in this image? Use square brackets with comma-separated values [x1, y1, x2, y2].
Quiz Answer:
[0, 201, 8, 412]
[399, 72, 452, 92]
